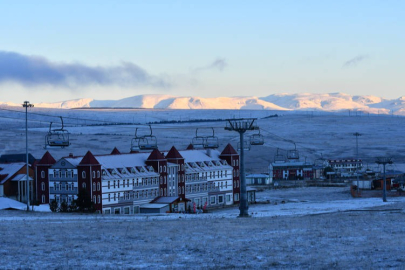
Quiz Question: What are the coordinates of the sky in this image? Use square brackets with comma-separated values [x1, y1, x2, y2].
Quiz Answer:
[0, 0, 404, 103]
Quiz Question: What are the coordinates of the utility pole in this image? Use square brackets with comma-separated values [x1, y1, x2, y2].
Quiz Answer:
[376, 157, 393, 202]
[353, 132, 362, 196]
[23, 101, 34, 211]
[225, 118, 258, 217]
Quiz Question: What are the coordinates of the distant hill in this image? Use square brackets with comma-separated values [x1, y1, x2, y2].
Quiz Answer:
[3, 93, 405, 115]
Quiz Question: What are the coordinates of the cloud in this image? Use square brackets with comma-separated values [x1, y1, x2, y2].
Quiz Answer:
[0, 51, 170, 88]
[342, 54, 369, 68]
[192, 58, 227, 73]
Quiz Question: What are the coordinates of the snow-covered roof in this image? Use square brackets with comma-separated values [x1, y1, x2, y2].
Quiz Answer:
[11, 174, 33, 181]
[140, 203, 168, 209]
[66, 153, 151, 169]
[178, 149, 221, 162]
[152, 196, 180, 204]
[270, 161, 313, 167]
[0, 162, 26, 184]
[246, 174, 269, 178]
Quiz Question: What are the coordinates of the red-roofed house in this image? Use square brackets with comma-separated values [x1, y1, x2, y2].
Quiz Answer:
[0, 162, 34, 203]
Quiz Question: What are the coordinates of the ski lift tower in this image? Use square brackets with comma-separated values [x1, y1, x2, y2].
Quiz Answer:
[225, 118, 259, 217]
[376, 157, 393, 202]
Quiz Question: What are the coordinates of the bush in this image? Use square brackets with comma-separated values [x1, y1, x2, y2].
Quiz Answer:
[60, 201, 68, 212]
[49, 200, 58, 212]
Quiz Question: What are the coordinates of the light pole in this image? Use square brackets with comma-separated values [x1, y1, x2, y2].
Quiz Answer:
[23, 101, 34, 211]
[376, 157, 393, 202]
[225, 118, 258, 217]
[353, 132, 361, 196]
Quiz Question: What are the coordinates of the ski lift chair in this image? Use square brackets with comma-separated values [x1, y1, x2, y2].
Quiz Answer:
[250, 130, 264, 145]
[45, 117, 70, 148]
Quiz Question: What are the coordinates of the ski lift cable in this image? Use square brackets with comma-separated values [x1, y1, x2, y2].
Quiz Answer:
[0, 107, 154, 126]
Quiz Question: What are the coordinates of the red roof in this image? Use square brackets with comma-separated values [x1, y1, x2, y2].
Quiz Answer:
[186, 144, 194, 150]
[147, 149, 165, 161]
[79, 151, 100, 165]
[220, 143, 238, 155]
[166, 146, 183, 160]
[37, 151, 56, 165]
[111, 147, 121, 155]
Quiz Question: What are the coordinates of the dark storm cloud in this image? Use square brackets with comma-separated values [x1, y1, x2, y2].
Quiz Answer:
[342, 54, 369, 68]
[0, 51, 170, 88]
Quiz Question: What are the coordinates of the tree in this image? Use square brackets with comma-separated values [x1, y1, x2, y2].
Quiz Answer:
[60, 201, 68, 212]
[323, 166, 334, 178]
[49, 200, 58, 212]
[76, 188, 95, 213]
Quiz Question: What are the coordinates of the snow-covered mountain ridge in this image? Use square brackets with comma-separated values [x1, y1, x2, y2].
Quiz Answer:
[5, 93, 405, 115]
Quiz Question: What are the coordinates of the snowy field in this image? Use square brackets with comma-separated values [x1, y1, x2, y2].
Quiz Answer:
[1, 187, 405, 269]
[1, 107, 405, 173]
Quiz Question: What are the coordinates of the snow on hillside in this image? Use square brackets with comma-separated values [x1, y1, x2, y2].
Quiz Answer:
[2, 93, 405, 115]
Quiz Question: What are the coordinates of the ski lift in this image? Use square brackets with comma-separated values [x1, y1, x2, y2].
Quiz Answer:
[250, 129, 264, 145]
[237, 140, 251, 151]
[203, 128, 219, 149]
[45, 117, 70, 148]
[130, 125, 158, 151]
[191, 128, 206, 149]
[287, 143, 299, 160]
[274, 148, 286, 162]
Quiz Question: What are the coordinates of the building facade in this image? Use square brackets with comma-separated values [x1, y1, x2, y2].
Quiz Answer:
[269, 161, 314, 181]
[37, 144, 240, 214]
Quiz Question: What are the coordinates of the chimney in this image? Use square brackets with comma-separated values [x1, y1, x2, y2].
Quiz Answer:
[69, 153, 74, 158]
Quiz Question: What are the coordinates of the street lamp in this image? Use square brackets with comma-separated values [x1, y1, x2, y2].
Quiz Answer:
[23, 101, 34, 211]
[353, 132, 362, 196]
[376, 157, 393, 202]
[225, 118, 258, 217]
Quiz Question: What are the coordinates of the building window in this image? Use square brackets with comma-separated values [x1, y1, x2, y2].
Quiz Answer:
[124, 207, 130, 215]
[97, 195, 101, 204]
[218, 195, 224, 204]
[210, 196, 216, 205]
[108, 193, 111, 202]
[97, 171, 100, 178]
[93, 195, 96, 204]
[97, 182, 100, 191]
[93, 182, 96, 191]
[108, 181, 110, 189]
[93, 171, 95, 178]
[41, 171, 45, 178]
[114, 208, 120, 214]
[82, 182, 86, 189]
[42, 194, 46, 203]
[114, 180, 116, 188]
[226, 195, 231, 202]
[41, 182, 45, 191]
[82, 171, 86, 178]
[118, 180, 120, 188]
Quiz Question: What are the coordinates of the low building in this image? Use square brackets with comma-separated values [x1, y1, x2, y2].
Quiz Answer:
[269, 160, 314, 181]
[325, 158, 362, 177]
[246, 174, 271, 185]
[0, 162, 34, 203]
